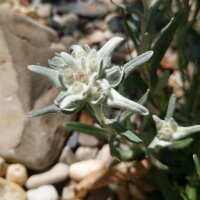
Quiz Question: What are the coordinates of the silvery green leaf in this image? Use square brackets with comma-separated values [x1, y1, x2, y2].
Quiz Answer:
[165, 94, 176, 120]
[98, 37, 124, 68]
[105, 65, 124, 87]
[27, 105, 61, 118]
[28, 65, 62, 88]
[120, 130, 142, 143]
[124, 51, 153, 79]
[193, 154, 200, 176]
[96, 60, 104, 79]
[64, 122, 110, 139]
[106, 88, 149, 115]
[138, 89, 150, 104]
[168, 138, 193, 150]
[150, 156, 169, 170]
[173, 125, 200, 140]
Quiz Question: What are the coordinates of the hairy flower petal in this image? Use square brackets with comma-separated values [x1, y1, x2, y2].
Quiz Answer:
[106, 88, 149, 115]
[98, 37, 124, 68]
[28, 65, 62, 88]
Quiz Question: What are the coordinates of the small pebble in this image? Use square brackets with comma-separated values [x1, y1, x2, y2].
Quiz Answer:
[96, 144, 114, 166]
[78, 133, 99, 147]
[0, 178, 27, 200]
[59, 13, 79, 27]
[62, 185, 76, 200]
[69, 159, 105, 181]
[6, 163, 28, 186]
[75, 147, 98, 161]
[26, 163, 69, 189]
[27, 185, 58, 200]
[35, 4, 52, 18]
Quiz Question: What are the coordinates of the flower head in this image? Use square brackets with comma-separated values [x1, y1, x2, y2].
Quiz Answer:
[28, 37, 152, 119]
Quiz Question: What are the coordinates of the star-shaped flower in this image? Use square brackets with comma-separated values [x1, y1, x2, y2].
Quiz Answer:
[148, 95, 200, 151]
[27, 37, 153, 121]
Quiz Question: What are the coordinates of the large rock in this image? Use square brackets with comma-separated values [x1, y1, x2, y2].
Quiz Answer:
[0, 6, 74, 170]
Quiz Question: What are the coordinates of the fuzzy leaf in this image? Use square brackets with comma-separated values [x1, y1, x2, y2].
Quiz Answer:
[193, 154, 200, 176]
[165, 94, 177, 120]
[124, 51, 153, 79]
[28, 105, 61, 118]
[28, 65, 62, 88]
[168, 138, 193, 150]
[120, 130, 142, 143]
[64, 122, 110, 139]
[150, 12, 185, 86]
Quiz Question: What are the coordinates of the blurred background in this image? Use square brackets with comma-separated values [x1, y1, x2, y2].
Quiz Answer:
[0, 0, 200, 199]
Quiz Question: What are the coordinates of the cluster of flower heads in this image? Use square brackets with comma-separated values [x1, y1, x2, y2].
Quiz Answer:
[147, 94, 200, 154]
[28, 37, 149, 119]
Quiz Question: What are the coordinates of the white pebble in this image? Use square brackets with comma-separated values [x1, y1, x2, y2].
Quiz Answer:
[27, 185, 58, 200]
[26, 163, 69, 189]
[75, 147, 98, 161]
[6, 163, 28, 186]
[69, 159, 105, 181]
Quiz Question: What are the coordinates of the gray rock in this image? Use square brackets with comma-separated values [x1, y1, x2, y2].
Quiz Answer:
[0, 6, 75, 170]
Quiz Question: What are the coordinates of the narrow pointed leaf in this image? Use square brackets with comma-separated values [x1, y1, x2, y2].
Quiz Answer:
[124, 51, 153, 79]
[28, 105, 61, 118]
[64, 122, 110, 139]
[120, 130, 142, 143]
[165, 94, 176, 120]
[150, 12, 185, 86]
[151, 156, 169, 170]
[28, 65, 62, 88]
[168, 138, 193, 150]
[193, 154, 200, 176]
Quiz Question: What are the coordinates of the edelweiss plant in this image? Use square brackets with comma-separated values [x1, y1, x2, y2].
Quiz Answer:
[28, 37, 152, 125]
[148, 95, 200, 151]
[146, 94, 200, 170]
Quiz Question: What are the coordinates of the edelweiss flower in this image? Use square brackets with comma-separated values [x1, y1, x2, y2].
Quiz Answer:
[148, 115, 200, 150]
[28, 37, 152, 119]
